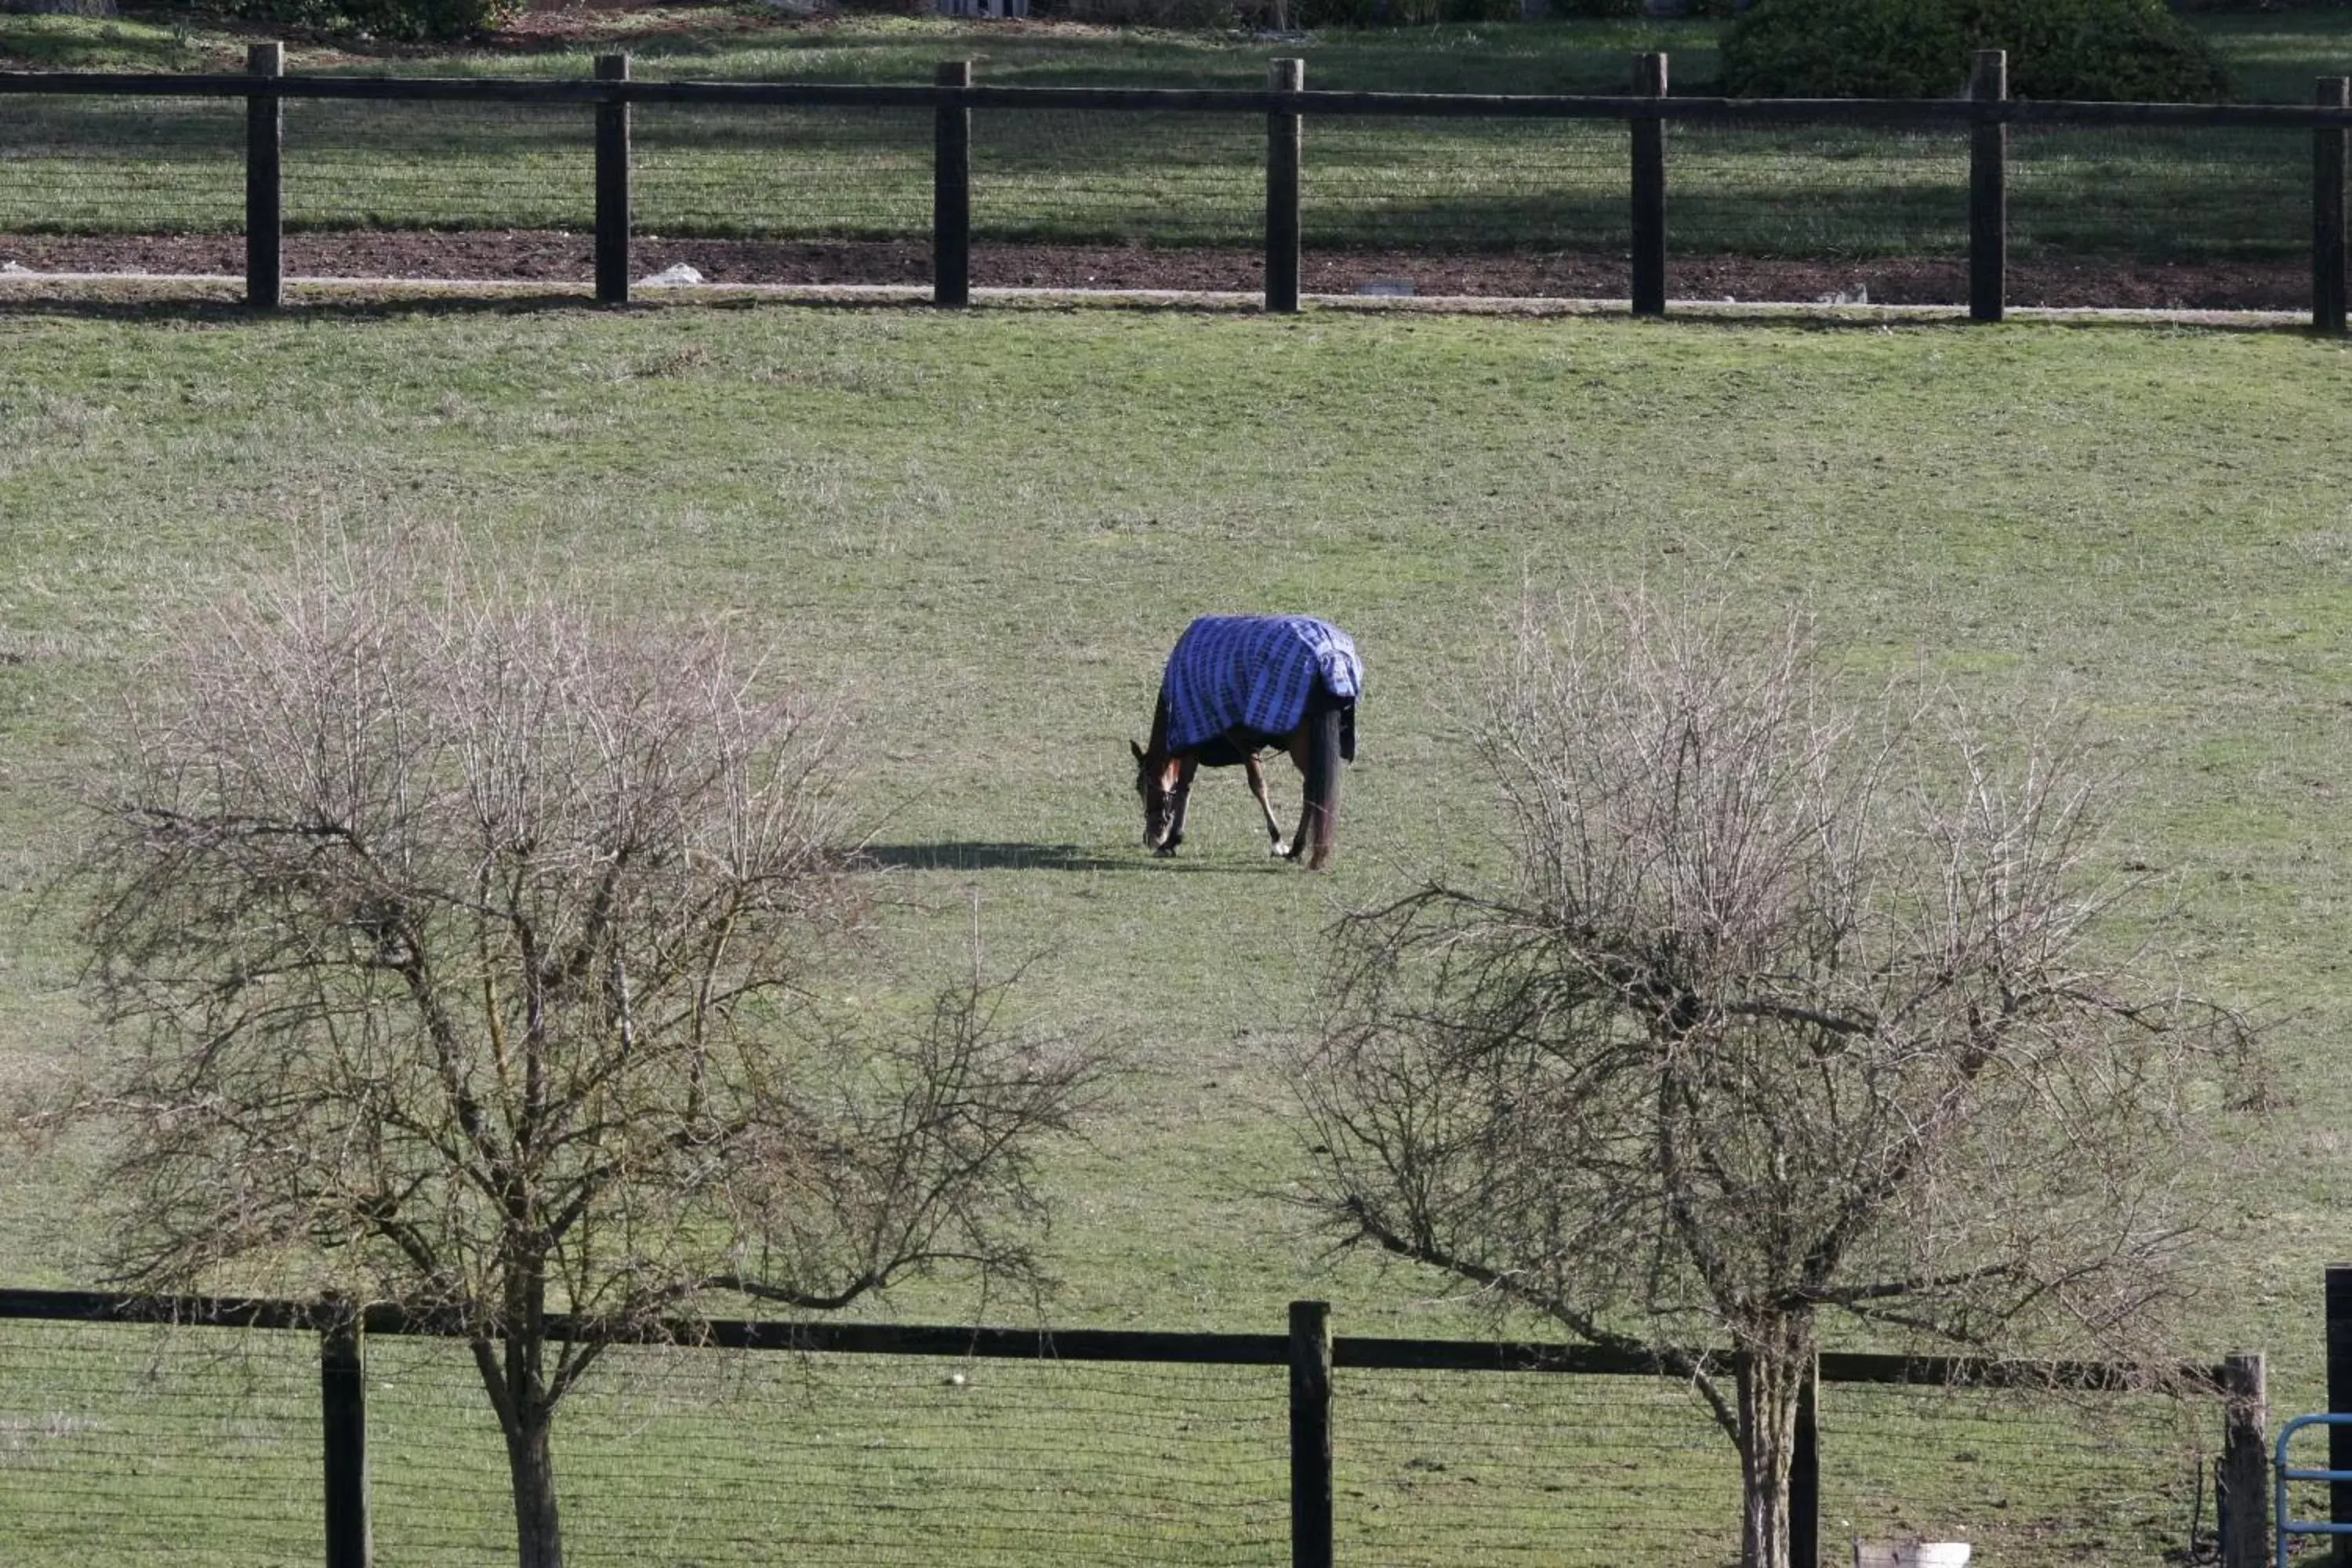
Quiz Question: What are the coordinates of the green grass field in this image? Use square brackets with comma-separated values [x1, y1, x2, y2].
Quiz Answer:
[3, 296, 2351, 1561]
[1, 9, 2349, 262]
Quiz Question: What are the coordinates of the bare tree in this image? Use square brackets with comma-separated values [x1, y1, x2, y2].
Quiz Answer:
[63, 541, 1096, 1568]
[1294, 590, 2252, 1568]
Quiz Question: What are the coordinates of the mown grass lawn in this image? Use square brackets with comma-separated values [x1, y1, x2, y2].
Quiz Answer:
[1, 297, 2349, 1561]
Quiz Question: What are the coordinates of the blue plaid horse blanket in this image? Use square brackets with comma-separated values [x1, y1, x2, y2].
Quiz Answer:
[1160, 615, 1362, 757]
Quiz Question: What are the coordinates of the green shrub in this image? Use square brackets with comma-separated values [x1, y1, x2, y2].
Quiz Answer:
[1296, 0, 1381, 25]
[2172, 0, 2352, 10]
[1552, 0, 1642, 16]
[1720, 0, 1967, 97]
[1722, 0, 2231, 101]
[223, 0, 523, 41]
[1061, 0, 1238, 23]
[1953, 0, 2231, 100]
[1298, 0, 1519, 24]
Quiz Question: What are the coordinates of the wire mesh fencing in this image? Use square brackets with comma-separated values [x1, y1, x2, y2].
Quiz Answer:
[637, 101, 932, 243]
[0, 70, 2345, 315]
[2010, 121, 2310, 265]
[975, 107, 1262, 250]
[0, 94, 243, 237]
[1821, 1377, 2216, 1568]
[283, 96, 596, 237]
[1671, 119, 1971, 263]
[1305, 115, 1628, 259]
[367, 1336, 1289, 1568]
[1337, 1366, 1742, 1567]
[0, 1295, 2264, 1568]
[0, 1316, 317, 1568]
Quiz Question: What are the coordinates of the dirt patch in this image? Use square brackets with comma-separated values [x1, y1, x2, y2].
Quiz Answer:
[0, 230, 2315, 311]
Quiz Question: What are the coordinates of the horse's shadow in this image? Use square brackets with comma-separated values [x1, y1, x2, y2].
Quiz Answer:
[858, 841, 1136, 873]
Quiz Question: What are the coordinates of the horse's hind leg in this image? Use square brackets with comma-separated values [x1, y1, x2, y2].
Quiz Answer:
[1243, 753, 1289, 857]
[1285, 692, 1344, 869]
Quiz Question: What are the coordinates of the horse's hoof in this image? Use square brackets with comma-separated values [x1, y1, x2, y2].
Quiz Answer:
[1269, 840, 1290, 858]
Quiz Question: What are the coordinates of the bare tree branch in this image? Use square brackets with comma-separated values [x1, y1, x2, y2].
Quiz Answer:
[53, 532, 1101, 1568]
[1290, 587, 2258, 1568]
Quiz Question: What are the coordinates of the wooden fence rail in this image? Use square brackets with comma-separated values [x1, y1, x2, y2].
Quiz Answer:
[0, 1285, 2265, 1568]
[1, 52, 2349, 320]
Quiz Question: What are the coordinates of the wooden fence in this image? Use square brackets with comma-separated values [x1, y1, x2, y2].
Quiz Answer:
[0, 1286, 2266, 1568]
[0, 50, 2347, 322]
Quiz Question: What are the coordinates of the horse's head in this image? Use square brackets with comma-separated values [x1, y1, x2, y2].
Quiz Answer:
[1131, 738, 1182, 855]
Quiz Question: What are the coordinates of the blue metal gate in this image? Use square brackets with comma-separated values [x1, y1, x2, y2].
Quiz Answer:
[2274, 1413, 2352, 1567]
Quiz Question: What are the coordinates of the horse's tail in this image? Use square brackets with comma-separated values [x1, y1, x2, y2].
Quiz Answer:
[1299, 685, 1345, 870]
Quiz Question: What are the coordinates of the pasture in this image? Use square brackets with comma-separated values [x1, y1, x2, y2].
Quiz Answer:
[2, 296, 2350, 1560]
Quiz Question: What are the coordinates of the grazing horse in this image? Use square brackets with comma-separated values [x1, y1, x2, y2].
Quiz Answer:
[1131, 615, 1361, 869]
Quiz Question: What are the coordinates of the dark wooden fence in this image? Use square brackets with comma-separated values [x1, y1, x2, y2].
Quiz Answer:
[0, 1286, 2266, 1568]
[0, 50, 2348, 323]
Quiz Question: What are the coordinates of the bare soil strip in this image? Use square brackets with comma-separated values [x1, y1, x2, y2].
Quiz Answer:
[0, 232, 2314, 311]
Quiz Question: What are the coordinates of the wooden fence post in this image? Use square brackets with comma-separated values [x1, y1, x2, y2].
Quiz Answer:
[594, 53, 631, 306]
[2316, 76, 2348, 335]
[2218, 1352, 2269, 1568]
[1791, 1356, 1820, 1568]
[1969, 49, 2006, 324]
[1289, 1300, 1333, 1568]
[1630, 50, 1667, 318]
[321, 1300, 372, 1568]
[935, 60, 972, 308]
[245, 41, 282, 310]
[1266, 58, 1303, 315]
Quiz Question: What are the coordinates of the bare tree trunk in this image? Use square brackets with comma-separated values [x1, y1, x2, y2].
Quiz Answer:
[505, 1412, 564, 1568]
[1737, 1332, 1809, 1568]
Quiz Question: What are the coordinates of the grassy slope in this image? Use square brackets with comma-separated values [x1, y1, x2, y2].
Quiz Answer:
[4, 300, 2350, 1328]
[2, 300, 2350, 1559]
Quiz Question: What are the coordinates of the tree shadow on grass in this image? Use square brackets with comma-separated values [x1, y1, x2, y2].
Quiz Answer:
[0, 291, 593, 325]
[0, 284, 2318, 336]
[859, 840, 1276, 874]
[859, 841, 1138, 873]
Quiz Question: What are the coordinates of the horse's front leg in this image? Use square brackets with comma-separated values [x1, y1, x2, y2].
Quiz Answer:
[1160, 757, 1201, 855]
[1243, 752, 1289, 858]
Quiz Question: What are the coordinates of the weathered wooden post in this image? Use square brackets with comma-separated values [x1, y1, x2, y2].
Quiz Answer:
[2218, 1352, 2269, 1568]
[1968, 49, 2007, 324]
[2316, 76, 2348, 335]
[321, 1299, 372, 1568]
[1288, 1300, 1333, 1568]
[1630, 50, 1668, 318]
[1791, 1357, 1820, 1568]
[245, 42, 283, 310]
[935, 60, 972, 308]
[1266, 58, 1304, 315]
[594, 53, 631, 306]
